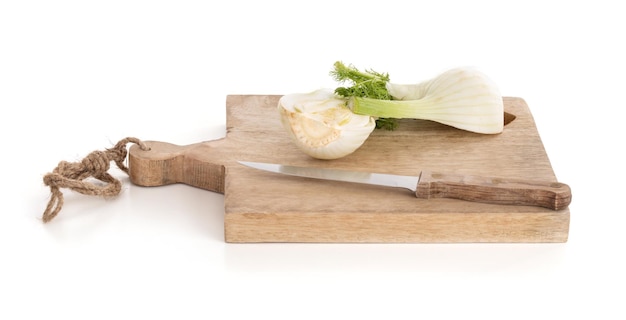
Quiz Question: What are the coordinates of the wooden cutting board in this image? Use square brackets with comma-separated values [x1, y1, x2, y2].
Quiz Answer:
[128, 95, 570, 243]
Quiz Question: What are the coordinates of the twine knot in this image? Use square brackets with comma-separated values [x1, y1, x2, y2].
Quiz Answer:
[81, 150, 110, 176]
[42, 137, 149, 223]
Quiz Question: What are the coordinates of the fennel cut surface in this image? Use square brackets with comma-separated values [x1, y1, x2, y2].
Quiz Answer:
[278, 89, 376, 160]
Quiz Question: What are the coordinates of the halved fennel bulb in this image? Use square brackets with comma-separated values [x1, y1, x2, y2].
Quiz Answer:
[278, 89, 376, 160]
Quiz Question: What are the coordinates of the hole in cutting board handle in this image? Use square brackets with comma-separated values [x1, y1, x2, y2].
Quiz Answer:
[504, 112, 516, 126]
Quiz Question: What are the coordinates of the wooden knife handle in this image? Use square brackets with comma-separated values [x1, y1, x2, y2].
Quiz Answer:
[415, 171, 571, 210]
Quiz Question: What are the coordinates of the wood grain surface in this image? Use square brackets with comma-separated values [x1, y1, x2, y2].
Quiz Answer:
[129, 95, 570, 243]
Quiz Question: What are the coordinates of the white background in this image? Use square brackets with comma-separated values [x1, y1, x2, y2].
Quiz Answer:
[1, 1, 624, 319]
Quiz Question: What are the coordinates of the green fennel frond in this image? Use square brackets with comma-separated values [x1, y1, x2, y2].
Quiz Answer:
[331, 61, 392, 100]
[330, 61, 397, 130]
[374, 118, 398, 130]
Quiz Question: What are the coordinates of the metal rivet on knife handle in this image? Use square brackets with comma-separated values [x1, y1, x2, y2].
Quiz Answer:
[415, 171, 572, 211]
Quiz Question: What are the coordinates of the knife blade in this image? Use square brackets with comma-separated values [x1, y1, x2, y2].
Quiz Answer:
[238, 161, 571, 210]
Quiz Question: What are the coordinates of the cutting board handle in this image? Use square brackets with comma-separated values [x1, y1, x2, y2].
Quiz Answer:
[129, 140, 227, 193]
[415, 171, 572, 210]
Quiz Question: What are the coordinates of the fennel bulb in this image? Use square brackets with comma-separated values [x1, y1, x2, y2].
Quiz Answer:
[278, 89, 376, 160]
[345, 66, 504, 134]
[278, 62, 505, 160]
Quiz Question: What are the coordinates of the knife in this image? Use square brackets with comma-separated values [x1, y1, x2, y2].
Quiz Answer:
[238, 161, 571, 210]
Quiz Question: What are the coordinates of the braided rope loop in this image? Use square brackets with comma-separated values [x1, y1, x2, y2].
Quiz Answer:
[42, 137, 149, 222]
